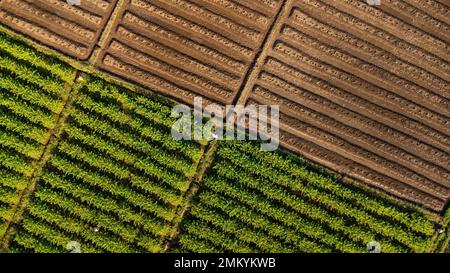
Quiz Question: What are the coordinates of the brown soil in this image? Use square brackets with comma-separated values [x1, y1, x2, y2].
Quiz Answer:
[95, 0, 284, 105]
[243, 0, 450, 212]
[0, 0, 118, 60]
[0, 0, 449, 212]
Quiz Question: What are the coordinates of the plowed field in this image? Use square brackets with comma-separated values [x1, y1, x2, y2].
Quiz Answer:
[0, 0, 448, 215]
[239, 0, 450, 211]
[95, 0, 283, 105]
[0, 0, 118, 60]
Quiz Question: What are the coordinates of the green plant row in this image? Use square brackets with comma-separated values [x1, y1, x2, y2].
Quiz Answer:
[83, 80, 177, 129]
[66, 113, 195, 180]
[33, 186, 155, 252]
[19, 217, 100, 253]
[0, 92, 57, 129]
[129, 175, 184, 207]
[217, 152, 432, 252]
[40, 171, 170, 238]
[185, 220, 257, 253]
[58, 133, 189, 195]
[187, 202, 294, 253]
[70, 107, 199, 169]
[8, 73, 203, 253]
[73, 93, 200, 161]
[225, 141, 434, 235]
[12, 229, 67, 253]
[84, 79, 174, 121]
[214, 161, 409, 252]
[202, 176, 365, 253]
[0, 53, 67, 96]
[0, 169, 28, 190]
[0, 205, 14, 223]
[25, 201, 127, 253]
[197, 190, 333, 253]
[0, 130, 42, 160]
[0, 110, 50, 144]
[0, 73, 64, 113]
[0, 148, 34, 178]
[58, 140, 131, 180]
[0, 33, 73, 81]
[0, 187, 20, 207]
[0, 31, 73, 250]
[178, 234, 220, 253]
[133, 157, 191, 193]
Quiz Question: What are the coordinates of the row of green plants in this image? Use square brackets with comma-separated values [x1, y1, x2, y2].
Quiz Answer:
[177, 141, 437, 253]
[433, 206, 450, 252]
[0, 30, 445, 253]
[215, 150, 432, 251]
[0, 31, 74, 245]
[77, 81, 201, 162]
[0, 33, 73, 82]
[225, 141, 435, 235]
[9, 75, 204, 253]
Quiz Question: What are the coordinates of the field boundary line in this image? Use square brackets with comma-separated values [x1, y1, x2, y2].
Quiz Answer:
[234, 0, 293, 106]
[156, 141, 207, 251]
[163, 141, 220, 252]
[88, 0, 128, 65]
[0, 71, 85, 251]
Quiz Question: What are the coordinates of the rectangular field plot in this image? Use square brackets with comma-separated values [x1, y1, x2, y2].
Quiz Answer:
[0, 0, 118, 60]
[175, 141, 437, 253]
[242, 0, 450, 212]
[96, 0, 283, 106]
[8, 75, 205, 253]
[0, 32, 74, 237]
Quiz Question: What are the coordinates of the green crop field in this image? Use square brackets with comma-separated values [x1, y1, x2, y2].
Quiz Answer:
[7, 75, 205, 253]
[175, 141, 437, 253]
[0, 31, 75, 240]
[0, 30, 447, 254]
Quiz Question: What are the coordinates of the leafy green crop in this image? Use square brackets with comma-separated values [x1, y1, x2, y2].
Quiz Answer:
[9, 75, 203, 253]
[177, 141, 437, 253]
[0, 32, 74, 240]
[0, 30, 441, 254]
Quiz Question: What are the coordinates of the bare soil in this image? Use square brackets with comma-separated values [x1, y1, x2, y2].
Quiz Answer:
[244, 0, 450, 212]
[0, 0, 449, 212]
[0, 0, 118, 60]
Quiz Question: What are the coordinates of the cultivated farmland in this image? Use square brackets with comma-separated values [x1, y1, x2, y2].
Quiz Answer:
[239, 0, 450, 212]
[0, 0, 447, 213]
[0, 0, 118, 60]
[6, 75, 205, 253]
[0, 32, 74, 241]
[176, 141, 437, 253]
[95, 0, 284, 106]
[0, 0, 448, 254]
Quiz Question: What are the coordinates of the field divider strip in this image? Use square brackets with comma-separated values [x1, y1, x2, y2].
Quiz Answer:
[432, 206, 450, 252]
[89, 0, 128, 65]
[0, 71, 85, 251]
[164, 141, 220, 252]
[234, 0, 293, 106]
